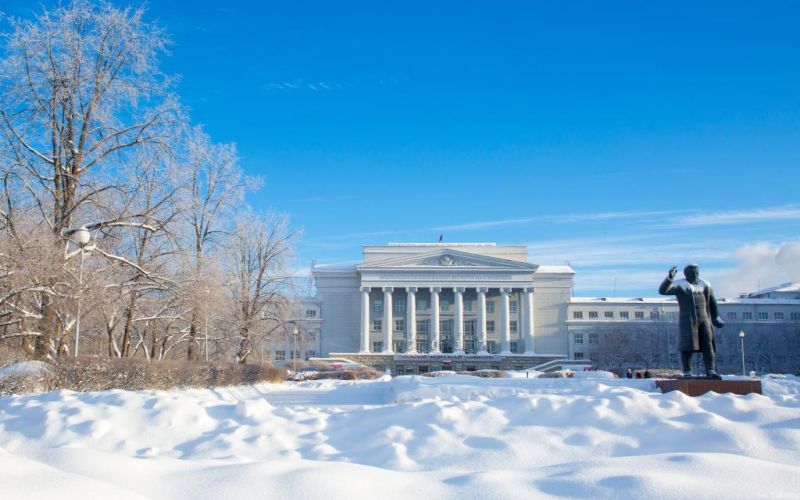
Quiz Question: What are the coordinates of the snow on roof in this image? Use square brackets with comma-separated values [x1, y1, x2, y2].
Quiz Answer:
[534, 265, 575, 274]
[745, 282, 800, 297]
[312, 264, 357, 273]
[571, 296, 800, 305]
[387, 242, 497, 247]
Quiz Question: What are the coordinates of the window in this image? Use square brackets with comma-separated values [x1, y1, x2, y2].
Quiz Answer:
[275, 350, 285, 361]
[758, 312, 768, 320]
[574, 311, 584, 319]
[650, 311, 660, 319]
[393, 341, 405, 353]
[574, 352, 584, 360]
[290, 350, 301, 359]
[305, 309, 317, 318]
[792, 313, 800, 320]
[727, 312, 737, 320]
[417, 299, 427, 311]
[635, 311, 644, 319]
[394, 318, 405, 332]
[742, 312, 753, 319]
[589, 333, 598, 344]
[510, 301, 518, 313]
[440, 319, 453, 334]
[464, 300, 473, 312]
[417, 320, 430, 334]
[574, 333, 584, 344]
[372, 341, 383, 352]
[486, 320, 495, 333]
[510, 341, 519, 353]
[589, 311, 598, 319]
[394, 301, 405, 313]
[305, 350, 316, 359]
[510, 320, 518, 333]
[604, 311, 614, 319]
[774, 312, 784, 320]
[620, 311, 629, 319]
[372, 319, 382, 331]
[440, 300, 449, 312]
[372, 300, 383, 313]
[486, 301, 495, 314]
[487, 341, 497, 354]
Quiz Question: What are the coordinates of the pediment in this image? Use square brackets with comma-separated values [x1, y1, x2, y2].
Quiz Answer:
[357, 248, 537, 271]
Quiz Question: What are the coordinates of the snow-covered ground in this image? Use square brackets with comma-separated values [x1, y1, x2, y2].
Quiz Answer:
[1, 374, 799, 499]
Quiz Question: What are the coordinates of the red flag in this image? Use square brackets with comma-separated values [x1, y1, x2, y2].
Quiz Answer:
[438, 234, 443, 242]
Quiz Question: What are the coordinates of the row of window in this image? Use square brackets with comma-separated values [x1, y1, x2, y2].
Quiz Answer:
[274, 350, 316, 361]
[573, 310, 800, 321]
[372, 299, 515, 314]
[371, 319, 519, 334]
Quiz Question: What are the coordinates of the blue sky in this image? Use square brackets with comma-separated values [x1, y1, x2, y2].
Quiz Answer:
[5, 1, 800, 296]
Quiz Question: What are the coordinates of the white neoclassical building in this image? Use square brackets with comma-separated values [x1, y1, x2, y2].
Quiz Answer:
[312, 243, 577, 373]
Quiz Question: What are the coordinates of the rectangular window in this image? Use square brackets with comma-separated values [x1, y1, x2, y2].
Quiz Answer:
[393, 341, 405, 353]
[440, 319, 453, 334]
[589, 311, 598, 319]
[774, 312, 784, 320]
[742, 312, 753, 319]
[372, 319, 382, 331]
[727, 312, 737, 320]
[650, 311, 660, 319]
[792, 313, 800, 320]
[574, 352, 584, 360]
[620, 311, 629, 319]
[290, 350, 301, 360]
[574, 333, 584, 344]
[635, 311, 644, 319]
[758, 312, 768, 320]
[486, 320, 495, 333]
[464, 300, 473, 312]
[604, 311, 614, 319]
[305, 309, 317, 318]
[372, 341, 383, 352]
[510, 341, 519, 353]
[486, 301, 495, 314]
[372, 300, 383, 313]
[573, 311, 583, 319]
[417, 299, 428, 311]
[417, 320, 430, 334]
[394, 318, 405, 332]
[305, 350, 315, 359]
[275, 350, 285, 361]
[510, 320, 518, 333]
[589, 333, 598, 344]
[440, 299, 450, 312]
[510, 301, 518, 313]
[394, 301, 406, 313]
[487, 341, 497, 354]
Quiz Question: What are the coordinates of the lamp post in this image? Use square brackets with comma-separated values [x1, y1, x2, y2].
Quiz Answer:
[74, 227, 91, 357]
[739, 330, 746, 376]
[292, 327, 299, 372]
[204, 289, 210, 362]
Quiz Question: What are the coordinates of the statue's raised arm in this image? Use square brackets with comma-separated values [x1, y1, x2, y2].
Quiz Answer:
[658, 266, 678, 295]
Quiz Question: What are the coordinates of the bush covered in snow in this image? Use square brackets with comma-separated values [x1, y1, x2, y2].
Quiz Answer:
[0, 357, 287, 395]
[295, 368, 383, 381]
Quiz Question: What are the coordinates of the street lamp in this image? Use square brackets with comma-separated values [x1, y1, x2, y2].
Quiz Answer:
[739, 330, 746, 376]
[74, 227, 91, 357]
[204, 289, 210, 362]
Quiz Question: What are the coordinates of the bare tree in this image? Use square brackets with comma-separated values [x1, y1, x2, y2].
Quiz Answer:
[0, 0, 180, 358]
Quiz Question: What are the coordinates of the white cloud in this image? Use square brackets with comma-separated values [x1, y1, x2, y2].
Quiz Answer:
[667, 205, 800, 227]
[713, 241, 800, 297]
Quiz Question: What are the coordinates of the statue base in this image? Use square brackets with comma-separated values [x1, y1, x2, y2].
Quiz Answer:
[656, 379, 762, 397]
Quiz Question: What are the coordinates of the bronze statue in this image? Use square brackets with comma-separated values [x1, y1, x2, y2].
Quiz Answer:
[659, 264, 724, 379]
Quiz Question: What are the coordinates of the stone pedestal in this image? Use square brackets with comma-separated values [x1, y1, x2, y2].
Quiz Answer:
[656, 379, 762, 397]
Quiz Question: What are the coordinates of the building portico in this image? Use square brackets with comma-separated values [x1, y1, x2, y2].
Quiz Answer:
[313, 243, 577, 372]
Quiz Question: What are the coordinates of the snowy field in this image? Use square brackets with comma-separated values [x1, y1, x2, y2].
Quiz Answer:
[1, 373, 799, 499]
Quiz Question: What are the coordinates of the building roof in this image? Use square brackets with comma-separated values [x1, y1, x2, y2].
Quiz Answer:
[535, 265, 575, 274]
[743, 282, 800, 297]
[570, 296, 800, 306]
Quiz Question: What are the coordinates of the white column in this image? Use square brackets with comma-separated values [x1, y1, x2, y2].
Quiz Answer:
[406, 287, 417, 353]
[524, 287, 535, 354]
[500, 288, 512, 354]
[454, 287, 465, 353]
[477, 287, 488, 353]
[360, 287, 370, 353]
[430, 287, 441, 353]
[383, 287, 393, 353]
